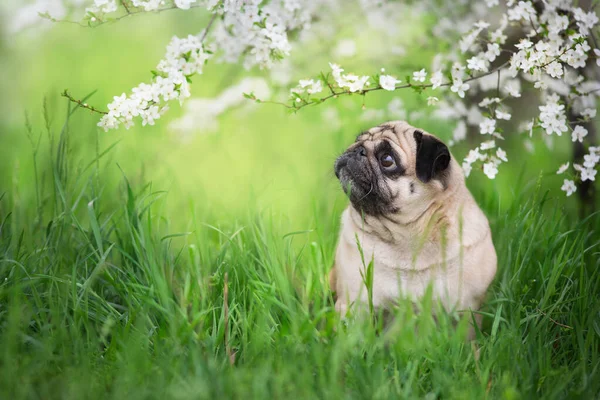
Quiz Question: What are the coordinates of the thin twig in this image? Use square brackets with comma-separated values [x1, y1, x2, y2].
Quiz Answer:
[261, 61, 511, 111]
[61, 90, 108, 115]
[536, 308, 573, 330]
[121, 0, 131, 14]
[580, 87, 600, 96]
[200, 10, 220, 42]
[61, 5, 220, 114]
[260, 40, 580, 112]
[44, 4, 205, 28]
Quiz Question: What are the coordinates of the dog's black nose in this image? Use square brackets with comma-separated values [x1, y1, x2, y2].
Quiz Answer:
[356, 146, 367, 157]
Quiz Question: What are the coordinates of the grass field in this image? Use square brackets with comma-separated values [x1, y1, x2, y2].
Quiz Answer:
[1, 7, 600, 399]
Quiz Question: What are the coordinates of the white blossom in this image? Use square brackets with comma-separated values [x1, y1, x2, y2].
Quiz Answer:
[427, 96, 439, 106]
[491, 28, 507, 44]
[545, 62, 563, 78]
[462, 162, 473, 177]
[583, 153, 600, 168]
[483, 162, 498, 179]
[556, 162, 569, 175]
[581, 168, 597, 182]
[514, 39, 533, 50]
[496, 148, 507, 162]
[344, 74, 371, 92]
[574, 8, 599, 35]
[467, 56, 488, 72]
[480, 140, 496, 150]
[539, 93, 568, 136]
[174, 0, 197, 9]
[412, 69, 427, 82]
[379, 75, 400, 91]
[496, 110, 511, 120]
[571, 125, 588, 143]
[504, 81, 521, 97]
[581, 108, 596, 119]
[450, 78, 469, 98]
[479, 97, 500, 107]
[430, 71, 444, 89]
[484, 43, 500, 62]
[98, 34, 210, 131]
[561, 179, 576, 196]
[329, 63, 371, 92]
[479, 118, 496, 135]
[30, 0, 599, 192]
[465, 148, 483, 164]
[508, 2, 537, 24]
[86, 0, 118, 14]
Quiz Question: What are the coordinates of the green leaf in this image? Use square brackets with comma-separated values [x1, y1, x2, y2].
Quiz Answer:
[87, 200, 104, 258]
[161, 232, 193, 242]
[491, 303, 503, 339]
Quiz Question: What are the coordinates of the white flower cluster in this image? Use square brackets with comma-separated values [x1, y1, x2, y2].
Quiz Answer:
[86, 0, 118, 14]
[86, 0, 330, 131]
[291, 79, 323, 97]
[86, 0, 198, 17]
[329, 63, 371, 93]
[25, 0, 599, 199]
[539, 93, 568, 136]
[380, 74, 401, 91]
[98, 35, 211, 131]
[289, 62, 374, 101]
[407, 0, 599, 189]
[462, 140, 507, 179]
[212, 0, 322, 70]
[85, 0, 320, 70]
[559, 146, 600, 196]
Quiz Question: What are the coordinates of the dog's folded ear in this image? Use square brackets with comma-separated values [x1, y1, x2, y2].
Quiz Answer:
[413, 130, 451, 184]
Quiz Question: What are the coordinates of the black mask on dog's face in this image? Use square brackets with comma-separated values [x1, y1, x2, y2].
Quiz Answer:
[334, 127, 451, 217]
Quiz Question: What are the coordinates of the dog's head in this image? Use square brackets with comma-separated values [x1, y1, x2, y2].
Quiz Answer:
[334, 121, 459, 217]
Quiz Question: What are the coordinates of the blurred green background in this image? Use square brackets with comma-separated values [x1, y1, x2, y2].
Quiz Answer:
[0, 5, 582, 235]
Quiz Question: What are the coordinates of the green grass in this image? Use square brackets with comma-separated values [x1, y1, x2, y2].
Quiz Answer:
[1, 100, 599, 400]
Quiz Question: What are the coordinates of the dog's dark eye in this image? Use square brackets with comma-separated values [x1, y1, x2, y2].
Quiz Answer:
[380, 153, 396, 170]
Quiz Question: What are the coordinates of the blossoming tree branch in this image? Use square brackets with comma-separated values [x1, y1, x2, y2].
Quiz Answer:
[35, 0, 599, 199]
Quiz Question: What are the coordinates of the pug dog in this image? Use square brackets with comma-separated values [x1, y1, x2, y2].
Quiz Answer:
[330, 120, 497, 324]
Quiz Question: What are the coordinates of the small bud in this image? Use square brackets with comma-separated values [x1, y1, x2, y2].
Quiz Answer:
[91, 17, 97, 22]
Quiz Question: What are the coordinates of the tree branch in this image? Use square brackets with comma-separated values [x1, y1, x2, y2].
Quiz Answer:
[60, 5, 220, 115]
[258, 61, 511, 111]
[43, 3, 206, 28]
[61, 90, 108, 115]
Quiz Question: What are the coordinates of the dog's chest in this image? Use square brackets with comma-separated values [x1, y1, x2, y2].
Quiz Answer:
[336, 223, 466, 310]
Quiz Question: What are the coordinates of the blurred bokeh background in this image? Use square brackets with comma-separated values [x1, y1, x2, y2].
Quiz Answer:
[0, 1, 583, 237]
